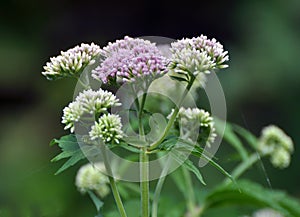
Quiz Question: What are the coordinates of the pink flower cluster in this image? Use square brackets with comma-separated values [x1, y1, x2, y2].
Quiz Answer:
[92, 36, 167, 83]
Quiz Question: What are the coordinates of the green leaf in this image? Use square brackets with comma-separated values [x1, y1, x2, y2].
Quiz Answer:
[232, 124, 258, 150]
[215, 119, 249, 161]
[171, 150, 206, 185]
[169, 75, 189, 82]
[51, 134, 86, 175]
[117, 142, 141, 153]
[87, 190, 104, 212]
[204, 180, 300, 217]
[171, 138, 232, 182]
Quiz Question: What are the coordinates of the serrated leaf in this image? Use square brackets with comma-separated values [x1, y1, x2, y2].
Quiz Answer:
[54, 153, 85, 175]
[215, 119, 249, 161]
[51, 134, 86, 174]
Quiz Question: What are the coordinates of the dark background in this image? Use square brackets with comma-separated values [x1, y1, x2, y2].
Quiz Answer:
[1, 0, 300, 216]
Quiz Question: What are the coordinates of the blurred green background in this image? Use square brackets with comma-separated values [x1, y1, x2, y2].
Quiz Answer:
[0, 0, 300, 216]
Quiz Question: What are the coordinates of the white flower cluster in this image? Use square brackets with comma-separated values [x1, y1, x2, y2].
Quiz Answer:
[62, 89, 123, 144]
[75, 162, 110, 198]
[169, 35, 229, 83]
[169, 107, 216, 147]
[258, 125, 294, 169]
[42, 43, 101, 80]
[89, 114, 123, 144]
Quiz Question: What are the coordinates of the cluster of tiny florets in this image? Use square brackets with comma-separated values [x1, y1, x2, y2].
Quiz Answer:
[42, 43, 101, 80]
[89, 114, 123, 144]
[75, 162, 110, 198]
[169, 107, 216, 147]
[75, 89, 121, 114]
[258, 125, 294, 169]
[169, 35, 229, 83]
[61, 102, 84, 133]
[92, 36, 168, 83]
[62, 89, 121, 134]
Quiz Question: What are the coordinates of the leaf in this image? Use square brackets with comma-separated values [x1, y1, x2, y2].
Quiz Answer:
[117, 142, 141, 153]
[169, 75, 189, 82]
[87, 190, 104, 212]
[232, 124, 258, 150]
[193, 150, 233, 182]
[124, 136, 148, 148]
[214, 119, 249, 161]
[51, 134, 86, 175]
[171, 150, 206, 185]
[170, 138, 232, 182]
[204, 180, 300, 217]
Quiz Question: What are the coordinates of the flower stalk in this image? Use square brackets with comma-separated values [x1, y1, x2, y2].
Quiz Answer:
[100, 145, 128, 217]
[149, 75, 196, 151]
[137, 92, 149, 217]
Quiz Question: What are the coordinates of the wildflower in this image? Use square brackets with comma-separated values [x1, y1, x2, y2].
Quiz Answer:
[61, 102, 83, 133]
[89, 114, 123, 144]
[61, 88, 121, 133]
[42, 43, 101, 80]
[75, 89, 121, 114]
[169, 35, 229, 83]
[258, 125, 294, 169]
[270, 147, 291, 169]
[169, 107, 216, 147]
[92, 36, 167, 83]
[75, 162, 110, 198]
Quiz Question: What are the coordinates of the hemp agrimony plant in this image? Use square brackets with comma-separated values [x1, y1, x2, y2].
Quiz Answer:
[42, 36, 299, 217]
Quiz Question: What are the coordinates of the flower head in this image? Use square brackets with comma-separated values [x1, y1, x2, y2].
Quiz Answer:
[92, 36, 167, 83]
[89, 114, 123, 144]
[258, 125, 294, 169]
[169, 107, 216, 147]
[75, 162, 110, 198]
[42, 43, 101, 80]
[169, 35, 229, 83]
[76, 89, 121, 114]
[61, 101, 83, 133]
[61, 88, 121, 133]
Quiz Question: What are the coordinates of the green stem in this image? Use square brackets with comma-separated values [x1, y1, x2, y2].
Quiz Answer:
[135, 90, 149, 217]
[100, 145, 127, 217]
[141, 149, 149, 217]
[149, 77, 196, 150]
[182, 167, 196, 213]
[151, 156, 172, 217]
[224, 152, 263, 184]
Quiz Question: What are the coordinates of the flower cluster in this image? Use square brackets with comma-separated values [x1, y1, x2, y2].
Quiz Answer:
[258, 125, 294, 169]
[169, 107, 216, 147]
[62, 89, 121, 132]
[75, 162, 110, 198]
[62, 88, 123, 144]
[42, 43, 101, 80]
[92, 36, 168, 83]
[169, 35, 229, 83]
[89, 114, 123, 144]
